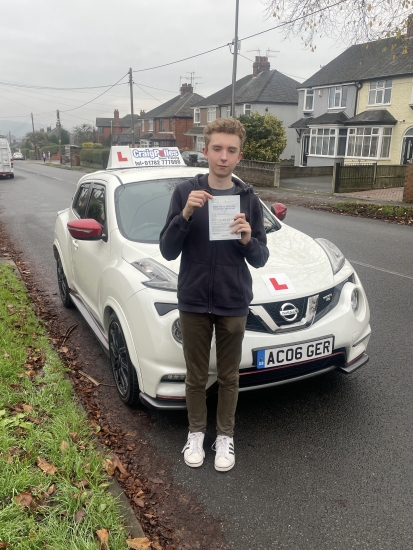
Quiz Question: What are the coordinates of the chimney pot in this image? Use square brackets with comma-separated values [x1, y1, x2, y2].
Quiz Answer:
[180, 83, 194, 96]
[407, 14, 413, 38]
[114, 109, 120, 126]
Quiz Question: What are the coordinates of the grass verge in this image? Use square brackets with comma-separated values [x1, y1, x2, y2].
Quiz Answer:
[0, 264, 130, 549]
[331, 202, 413, 225]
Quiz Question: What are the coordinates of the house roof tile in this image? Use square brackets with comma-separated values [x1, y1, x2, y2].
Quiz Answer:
[142, 93, 204, 119]
[345, 109, 398, 125]
[301, 36, 413, 88]
[194, 70, 299, 107]
[289, 117, 314, 128]
[309, 112, 349, 125]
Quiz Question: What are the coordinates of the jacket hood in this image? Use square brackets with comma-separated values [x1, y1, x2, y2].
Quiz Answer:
[190, 173, 254, 195]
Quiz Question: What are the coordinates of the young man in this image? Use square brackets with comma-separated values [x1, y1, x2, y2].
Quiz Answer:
[160, 118, 269, 472]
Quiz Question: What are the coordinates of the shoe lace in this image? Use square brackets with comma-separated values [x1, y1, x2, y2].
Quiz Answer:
[212, 436, 232, 459]
[182, 432, 203, 454]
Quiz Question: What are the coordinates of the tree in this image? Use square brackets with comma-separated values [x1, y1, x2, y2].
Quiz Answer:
[239, 112, 286, 163]
[71, 123, 95, 145]
[264, 0, 412, 48]
[25, 131, 49, 149]
[49, 128, 70, 145]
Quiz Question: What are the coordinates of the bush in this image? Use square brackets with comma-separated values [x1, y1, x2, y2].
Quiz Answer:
[21, 148, 30, 159]
[93, 142, 103, 149]
[82, 142, 94, 149]
[102, 149, 110, 169]
[80, 148, 110, 167]
[239, 112, 286, 162]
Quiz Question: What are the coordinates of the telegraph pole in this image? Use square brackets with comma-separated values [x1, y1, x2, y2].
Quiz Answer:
[230, 0, 240, 117]
[129, 67, 135, 147]
[56, 110, 62, 163]
[31, 113, 38, 160]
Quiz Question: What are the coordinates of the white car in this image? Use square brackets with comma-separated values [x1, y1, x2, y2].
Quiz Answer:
[12, 152, 25, 160]
[53, 147, 371, 409]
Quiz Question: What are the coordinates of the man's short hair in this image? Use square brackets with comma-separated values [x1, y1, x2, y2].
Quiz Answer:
[203, 118, 246, 149]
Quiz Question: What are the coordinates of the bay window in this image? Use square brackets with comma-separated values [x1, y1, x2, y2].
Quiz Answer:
[309, 128, 336, 156]
[346, 127, 392, 158]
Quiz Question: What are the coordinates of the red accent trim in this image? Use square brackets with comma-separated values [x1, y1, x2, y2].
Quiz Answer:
[240, 351, 345, 376]
[269, 277, 288, 291]
[346, 352, 364, 367]
[67, 219, 102, 240]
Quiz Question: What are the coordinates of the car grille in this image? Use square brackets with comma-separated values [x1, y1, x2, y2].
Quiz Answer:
[239, 350, 346, 389]
[246, 286, 336, 334]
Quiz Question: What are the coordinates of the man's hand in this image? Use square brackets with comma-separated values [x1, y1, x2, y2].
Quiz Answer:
[230, 213, 251, 245]
[182, 190, 213, 220]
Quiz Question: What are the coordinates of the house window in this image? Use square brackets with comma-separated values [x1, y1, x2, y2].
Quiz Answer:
[227, 106, 231, 118]
[337, 129, 348, 156]
[141, 120, 145, 133]
[244, 104, 252, 116]
[309, 128, 336, 156]
[346, 127, 392, 158]
[328, 86, 347, 109]
[196, 137, 205, 152]
[194, 108, 200, 123]
[159, 119, 165, 131]
[148, 119, 154, 131]
[368, 80, 392, 105]
[169, 118, 173, 130]
[304, 89, 314, 111]
[207, 107, 216, 122]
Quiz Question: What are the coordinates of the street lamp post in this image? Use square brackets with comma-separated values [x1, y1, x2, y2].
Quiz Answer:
[230, 0, 240, 118]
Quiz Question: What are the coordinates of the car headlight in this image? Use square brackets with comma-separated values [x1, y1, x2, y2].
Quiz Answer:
[132, 259, 178, 291]
[315, 238, 345, 275]
[351, 288, 360, 314]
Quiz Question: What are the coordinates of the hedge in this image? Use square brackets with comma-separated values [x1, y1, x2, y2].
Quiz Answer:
[82, 142, 94, 149]
[21, 148, 30, 159]
[80, 148, 110, 168]
[40, 145, 60, 154]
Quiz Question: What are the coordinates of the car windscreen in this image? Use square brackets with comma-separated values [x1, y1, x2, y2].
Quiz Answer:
[115, 178, 187, 243]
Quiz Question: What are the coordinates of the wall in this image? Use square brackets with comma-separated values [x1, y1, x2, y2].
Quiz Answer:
[355, 75, 413, 165]
[281, 165, 333, 178]
[234, 160, 280, 187]
[403, 165, 413, 202]
[174, 118, 194, 150]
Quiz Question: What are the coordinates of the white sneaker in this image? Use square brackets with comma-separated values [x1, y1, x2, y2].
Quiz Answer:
[212, 435, 235, 472]
[181, 431, 205, 468]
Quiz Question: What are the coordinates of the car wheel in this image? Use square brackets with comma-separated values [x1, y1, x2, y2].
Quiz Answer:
[10, 174, 14, 179]
[56, 255, 73, 308]
[109, 313, 140, 406]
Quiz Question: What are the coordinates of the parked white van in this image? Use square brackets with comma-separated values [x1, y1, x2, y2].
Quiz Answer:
[0, 135, 14, 179]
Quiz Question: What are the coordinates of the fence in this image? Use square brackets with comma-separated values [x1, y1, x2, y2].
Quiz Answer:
[234, 159, 280, 187]
[334, 163, 406, 193]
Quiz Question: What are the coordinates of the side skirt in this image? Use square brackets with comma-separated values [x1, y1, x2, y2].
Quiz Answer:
[69, 291, 109, 351]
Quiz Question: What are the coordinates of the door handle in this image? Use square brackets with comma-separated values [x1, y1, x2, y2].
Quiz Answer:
[72, 240, 78, 250]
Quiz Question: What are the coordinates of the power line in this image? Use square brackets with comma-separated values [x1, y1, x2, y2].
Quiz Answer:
[0, 79, 129, 91]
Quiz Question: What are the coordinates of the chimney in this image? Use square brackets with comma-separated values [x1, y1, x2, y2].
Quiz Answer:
[180, 83, 193, 96]
[253, 56, 270, 77]
[114, 109, 120, 126]
[140, 110, 145, 116]
[407, 14, 413, 38]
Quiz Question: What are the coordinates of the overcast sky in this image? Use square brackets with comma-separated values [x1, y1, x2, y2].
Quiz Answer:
[0, 0, 348, 137]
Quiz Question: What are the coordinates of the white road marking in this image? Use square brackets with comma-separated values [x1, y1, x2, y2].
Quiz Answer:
[349, 260, 413, 281]
[52, 177, 64, 181]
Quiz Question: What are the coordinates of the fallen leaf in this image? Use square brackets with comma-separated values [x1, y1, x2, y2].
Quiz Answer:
[47, 484, 56, 495]
[3, 353, 10, 359]
[110, 453, 128, 475]
[133, 497, 145, 508]
[96, 528, 109, 549]
[15, 492, 33, 508]
[126, 538, 152, 550]
[22, 404, 33, 412]
[25, 370, 37, 377]
[0, 542, 11, 548]
[60, 346, 69, 354]
[59, 440, 69, 452]
[104, 458, 115, 476]
[69, 432, 79, 442]
[36, 456, 57, 475]
[74, 509, 86, 523]
[149, 477, 164, 484]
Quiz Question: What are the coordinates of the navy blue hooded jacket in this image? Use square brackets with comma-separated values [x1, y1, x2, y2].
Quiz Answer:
[159, 173, 269, 316]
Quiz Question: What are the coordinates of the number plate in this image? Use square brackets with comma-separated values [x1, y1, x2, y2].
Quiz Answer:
[255, 336, 334, 370]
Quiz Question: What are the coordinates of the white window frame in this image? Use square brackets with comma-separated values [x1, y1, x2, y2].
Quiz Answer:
[207, 107, 216, 122]
[140, 120, 145, 132]
[226, 106, 231, 118]
[194, 108, 200, 123]
[159, 118, 165, 131]
[148, 119, 154, 132]
[309, 127, 339, 157]
[345, 126, 392, 159]
[243, 104, 252, 116]
[196, 137, 205, 152]
[368, 80, 392, 106]
[304, 89, 314, 111]
[328, 86, 347, 109]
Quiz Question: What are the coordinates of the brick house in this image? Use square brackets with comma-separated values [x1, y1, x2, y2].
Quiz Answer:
[291, 30, 413, 166]
[96, 110, 132, 144]
[186, 57, 299, 159]
[139, 84, 204, 149]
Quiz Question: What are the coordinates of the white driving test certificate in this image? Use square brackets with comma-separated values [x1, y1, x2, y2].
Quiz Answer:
[208, 195, 241, 241]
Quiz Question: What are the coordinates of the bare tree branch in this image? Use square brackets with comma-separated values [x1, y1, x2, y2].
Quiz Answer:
[264, 0, 413, 48]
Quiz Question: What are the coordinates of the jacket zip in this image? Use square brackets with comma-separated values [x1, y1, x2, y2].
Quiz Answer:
[208, 242, 216, 313]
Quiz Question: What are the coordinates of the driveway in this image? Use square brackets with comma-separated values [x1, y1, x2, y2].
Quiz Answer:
[280, 175, 333, 194]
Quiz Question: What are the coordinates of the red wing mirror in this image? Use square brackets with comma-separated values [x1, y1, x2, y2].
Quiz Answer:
[67, 219, 103, 240]
[270, 202, 287, 221]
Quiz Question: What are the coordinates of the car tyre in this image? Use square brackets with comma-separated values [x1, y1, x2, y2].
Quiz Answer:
[10, 174, 14, 179]
[56, 255, 73, 308]
[109, 312, 140, 406]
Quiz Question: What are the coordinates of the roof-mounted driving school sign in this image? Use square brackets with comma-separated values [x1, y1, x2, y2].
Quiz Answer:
[107, 146, 185, 169]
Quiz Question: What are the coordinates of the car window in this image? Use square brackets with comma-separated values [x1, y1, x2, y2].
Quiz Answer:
[87, 185, 106, 226]
[261, 203, 281, 234]
[73, 183, 91, 218]
[115, 178, 187, 243]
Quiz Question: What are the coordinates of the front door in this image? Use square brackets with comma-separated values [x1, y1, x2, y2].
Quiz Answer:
[402, 137, 413, 164]
[301, 134, 310, 166]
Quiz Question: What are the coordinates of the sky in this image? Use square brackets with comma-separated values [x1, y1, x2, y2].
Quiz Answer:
[0, 0, 348, 138]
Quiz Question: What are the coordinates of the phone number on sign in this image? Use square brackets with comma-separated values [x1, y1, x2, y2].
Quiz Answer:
[133, 159, 182, 166]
